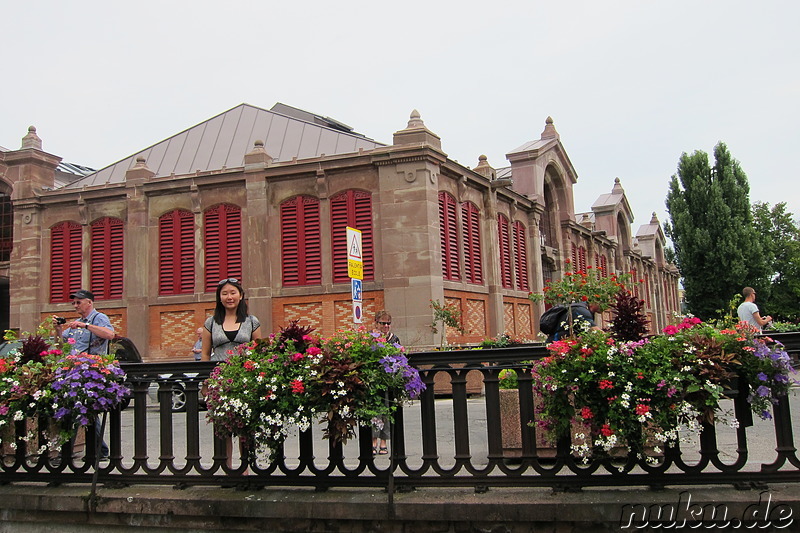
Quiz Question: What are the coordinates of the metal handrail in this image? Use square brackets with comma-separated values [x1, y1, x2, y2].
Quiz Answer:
[1, 345, 798, 491]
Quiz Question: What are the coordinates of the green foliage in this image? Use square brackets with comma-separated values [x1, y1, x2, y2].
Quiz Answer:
[479, 334, 530, 348]
[498, 369, 518, 389]
[665, 143, 770, 319]
[752, 201, 800, 321]
[608, 290, 650, 342]
[528, 260, 631, 312]
[430, 299, 465, 348]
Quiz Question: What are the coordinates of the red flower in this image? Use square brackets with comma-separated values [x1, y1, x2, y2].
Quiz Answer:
[243, 360, 256, 371]
[600, 424, 614, 437]
[634, 404, 650, 416]
[290, 379, 305, 394]
[598, 379, 614, 390]
[580, 406, 594, 419]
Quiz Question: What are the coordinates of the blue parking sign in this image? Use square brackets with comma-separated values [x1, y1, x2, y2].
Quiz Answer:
[351, 278, 362, 301]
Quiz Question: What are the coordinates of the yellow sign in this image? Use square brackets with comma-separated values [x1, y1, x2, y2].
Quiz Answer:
[348, 258, 363, 280]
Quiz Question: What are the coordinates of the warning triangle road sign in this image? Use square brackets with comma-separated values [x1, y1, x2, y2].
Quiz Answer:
[349, 236, 361, 260]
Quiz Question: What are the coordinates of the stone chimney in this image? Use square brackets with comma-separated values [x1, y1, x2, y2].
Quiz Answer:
[392, 110, 442, 150]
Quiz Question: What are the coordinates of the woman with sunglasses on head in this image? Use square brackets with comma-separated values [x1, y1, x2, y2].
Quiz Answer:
[201, 278, 262, 362]
[372, 310, 400, 456]
[201, 278, 261, 475]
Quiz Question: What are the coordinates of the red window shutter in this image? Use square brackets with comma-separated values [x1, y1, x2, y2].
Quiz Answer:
[90, 217, 124, 300]
[0, 192, 12, 262]
[571, 243, 577, 269]
[159, 210, 195, 295]
[50, 221, 82, 303]
[513, 221, 529, 291]
[281, 196, 321, 286]
[204, 204, 242, 291]
[498, 215, 512, 289]
[331, 190, 373, 284]
[581, 247, 588, 273]
[462, 202, 482, 284]
[439, 192, 460, 281]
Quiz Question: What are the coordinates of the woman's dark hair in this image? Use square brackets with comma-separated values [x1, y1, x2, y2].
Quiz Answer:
[213, 279, 248, 324]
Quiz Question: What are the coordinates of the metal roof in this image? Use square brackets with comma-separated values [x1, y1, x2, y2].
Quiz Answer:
[63, 103, 385, 189]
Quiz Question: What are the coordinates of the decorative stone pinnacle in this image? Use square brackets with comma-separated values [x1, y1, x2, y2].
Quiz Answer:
[540, 116, 559, 140]
[21, 125, 43, 150]
[407, 109, 425, 129]
[650, 212, 659, 224]
[244, 139, 273, 169]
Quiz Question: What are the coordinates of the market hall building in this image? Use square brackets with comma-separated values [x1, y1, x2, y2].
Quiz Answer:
[0, 103, 680, 359]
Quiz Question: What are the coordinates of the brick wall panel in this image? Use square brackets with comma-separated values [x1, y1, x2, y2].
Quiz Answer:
[284, 302, 323, 331]
[465, 298, 486, 339]
[503, 303, 514, 336]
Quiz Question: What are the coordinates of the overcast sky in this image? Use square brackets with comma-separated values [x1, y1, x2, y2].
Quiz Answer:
[4, 1, 798, 232]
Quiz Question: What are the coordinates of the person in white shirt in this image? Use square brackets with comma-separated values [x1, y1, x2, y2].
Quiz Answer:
[736, 286, 772, 332]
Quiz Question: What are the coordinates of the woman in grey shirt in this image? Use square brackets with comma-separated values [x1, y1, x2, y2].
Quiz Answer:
[201, 278, 261, 362]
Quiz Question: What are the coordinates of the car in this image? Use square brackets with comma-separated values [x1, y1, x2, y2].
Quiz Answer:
[0, 340, 22, 357]
[147, 373, 207, 413]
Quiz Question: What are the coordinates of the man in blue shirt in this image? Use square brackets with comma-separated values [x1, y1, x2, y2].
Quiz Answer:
[53, 289, 115, 459]
[54, 289, 115, 355]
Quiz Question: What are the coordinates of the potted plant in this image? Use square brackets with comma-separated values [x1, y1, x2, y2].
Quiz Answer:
[532, 318, 797, 463]
[1, 326, 129, 459]
[203, 321, 425, 459]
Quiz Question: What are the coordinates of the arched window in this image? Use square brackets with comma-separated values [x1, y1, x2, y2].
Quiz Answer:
[90, 217, 124, 300]
[0, 190, 12, 262]
[461, 201, 482, 285]
[513, 220, 529, 291]
[438, 192, 460, 281]
[204, 204, 242, 291]
[331, 190, 373, 283]
[159, 209, 195, 295]
[498, 214, 512, 289]
[50, 221, 82, 303]
[281, 196, 321, 286]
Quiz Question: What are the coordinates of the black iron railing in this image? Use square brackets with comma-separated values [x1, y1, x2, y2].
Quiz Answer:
[1, 344, 798, 491]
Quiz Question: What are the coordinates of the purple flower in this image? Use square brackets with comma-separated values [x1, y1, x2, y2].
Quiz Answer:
[756, 385, 771, 398]
[757, 372, 768, 382]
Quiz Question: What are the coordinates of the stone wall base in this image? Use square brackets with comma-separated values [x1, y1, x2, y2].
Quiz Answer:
[0, 483, 798, 532]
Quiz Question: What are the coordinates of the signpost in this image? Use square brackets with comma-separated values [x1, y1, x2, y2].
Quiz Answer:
[347, 227, 363, 323]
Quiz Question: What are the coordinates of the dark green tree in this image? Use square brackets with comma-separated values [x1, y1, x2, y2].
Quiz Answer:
[664, 143, 769, 319]
[752, 201, 800, 320]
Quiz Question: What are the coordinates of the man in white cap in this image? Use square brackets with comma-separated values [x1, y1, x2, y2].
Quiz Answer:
[53, 289, 115, 459]
[54, 289, 115, 355]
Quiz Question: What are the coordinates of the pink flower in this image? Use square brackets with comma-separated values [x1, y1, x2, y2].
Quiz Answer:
[291, 352, 304, 362]
[306, 346, 322, 356]
[67, 338, 77, 345]
[662, 325, 678, 335]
